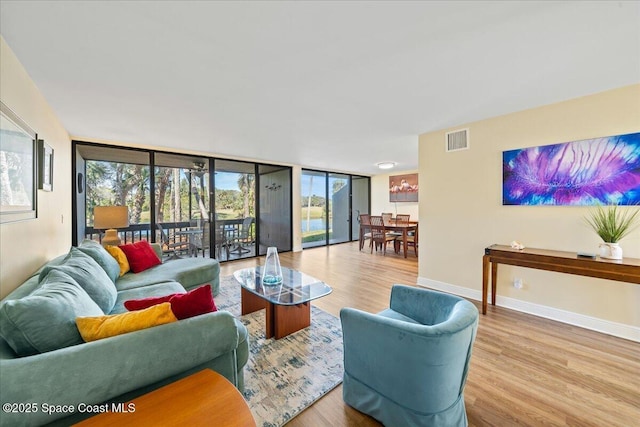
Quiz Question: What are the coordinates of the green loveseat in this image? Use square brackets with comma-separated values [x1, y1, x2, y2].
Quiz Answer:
[0, 241, 249, 426]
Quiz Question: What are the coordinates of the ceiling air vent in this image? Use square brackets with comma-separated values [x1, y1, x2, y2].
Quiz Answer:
[445, 128, 469, 152]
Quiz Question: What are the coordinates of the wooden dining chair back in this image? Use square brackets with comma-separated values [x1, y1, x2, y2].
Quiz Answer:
[395, 214, 411, 224]
[381, 213, 393, 225]
[359, 214, 372, 251]
[369, 216, 396, 255]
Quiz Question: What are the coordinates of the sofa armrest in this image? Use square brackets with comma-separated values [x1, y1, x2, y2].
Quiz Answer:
[0, 311, 239, 427]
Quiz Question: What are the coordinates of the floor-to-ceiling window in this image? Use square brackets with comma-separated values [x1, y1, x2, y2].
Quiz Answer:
[214, 159, 257, 260]
[301, 170, 328, 248]
[329, 173, 350, 244]
[301, 169, 370, 249]
[154, 153, 211, 259]
[76, 145, 151, 245]
[73, 141, 292, 261]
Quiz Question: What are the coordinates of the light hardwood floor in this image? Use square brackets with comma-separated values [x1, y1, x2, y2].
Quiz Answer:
[219, 242, 640, 427]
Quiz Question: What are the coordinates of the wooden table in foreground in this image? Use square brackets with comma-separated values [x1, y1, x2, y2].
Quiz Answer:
[74, 369, 255, 427]
[482, 244, 640, 315]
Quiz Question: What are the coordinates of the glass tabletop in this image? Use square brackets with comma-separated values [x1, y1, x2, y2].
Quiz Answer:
[233, 266, 332, 306]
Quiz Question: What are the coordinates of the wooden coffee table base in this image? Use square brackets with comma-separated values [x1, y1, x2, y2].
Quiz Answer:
[74, 369, 255, 427]
[241, 287, 311, 339]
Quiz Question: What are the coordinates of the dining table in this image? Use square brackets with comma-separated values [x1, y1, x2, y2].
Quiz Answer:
[383, 219, 418, 258]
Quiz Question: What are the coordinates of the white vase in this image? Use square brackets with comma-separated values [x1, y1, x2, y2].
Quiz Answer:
[599, 243, 623, 260]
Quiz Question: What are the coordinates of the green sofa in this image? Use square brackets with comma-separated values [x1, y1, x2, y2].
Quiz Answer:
[0, 241, 249, 427]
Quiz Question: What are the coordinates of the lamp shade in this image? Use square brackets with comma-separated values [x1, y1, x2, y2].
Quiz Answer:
[94, 206, 129, 229]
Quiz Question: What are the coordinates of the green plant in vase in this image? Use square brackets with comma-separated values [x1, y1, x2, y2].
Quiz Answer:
[584, 204, 640, 259]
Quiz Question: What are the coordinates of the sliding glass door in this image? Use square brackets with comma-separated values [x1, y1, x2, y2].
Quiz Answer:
[214, 159, 256, 260]
[301, 169, 370, 249]
[329, 173, 350, 244]
[351, 175, 370, 241]
[301, 170, 328, 248]
[154, 153, 210, 259]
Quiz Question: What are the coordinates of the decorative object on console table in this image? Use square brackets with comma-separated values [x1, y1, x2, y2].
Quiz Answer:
[93, 206, 129, 247]
[584, 204, 640, 260]
[37, 139, 53, 191]
[262, 246, 283, 285]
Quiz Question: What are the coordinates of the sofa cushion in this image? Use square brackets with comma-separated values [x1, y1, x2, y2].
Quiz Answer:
[77, 239, 121, 283]
[40, 247, 118, 313]
[0, 270, 103, 356]
[111, 281, 186, 314]
[124, 284, 217, 320]
[119, 241, 162, 273]
[115, 257, 219, 292]
[76, 302, 177, 342]
[105, 245, 131, 276]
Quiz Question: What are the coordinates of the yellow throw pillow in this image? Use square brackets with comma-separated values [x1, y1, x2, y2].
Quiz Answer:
[105, 245, 130, 276]
[76, 303, 177, 342]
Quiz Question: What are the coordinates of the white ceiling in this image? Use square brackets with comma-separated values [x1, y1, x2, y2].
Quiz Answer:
[1, 1, 639, 176]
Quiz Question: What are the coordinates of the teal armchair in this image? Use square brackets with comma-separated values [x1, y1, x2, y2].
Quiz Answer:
[340, 285, 479, 426]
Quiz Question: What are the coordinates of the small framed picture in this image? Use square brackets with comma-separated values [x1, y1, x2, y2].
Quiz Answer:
[38, 139, 53, 191]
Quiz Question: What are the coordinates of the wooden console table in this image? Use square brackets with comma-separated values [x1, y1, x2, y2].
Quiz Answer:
[482, 244, 640, 315]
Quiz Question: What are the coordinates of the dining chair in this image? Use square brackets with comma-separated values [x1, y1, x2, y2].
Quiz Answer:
[381, 212, 393, 225]
[395, 214, 411, 224]
[156, 224, 190, 259]
[359, 214, 372, 251]
[213, 222, 230, 260]
[395, 223, 418, 257]
[369, 216, 397, 255]
[229, 217, 254, 254]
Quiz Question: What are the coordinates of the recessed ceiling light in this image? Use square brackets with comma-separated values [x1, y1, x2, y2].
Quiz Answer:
[376, 162, 396, 170]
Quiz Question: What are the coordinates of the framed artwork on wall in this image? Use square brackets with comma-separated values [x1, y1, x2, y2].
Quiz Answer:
[503, 132, 640, 206]
[38, 139, 53, 191]
[0, 101, 37, 223]
[389, 173, 418, 202]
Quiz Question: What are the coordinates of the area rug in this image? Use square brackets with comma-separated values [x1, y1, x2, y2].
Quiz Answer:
[215, 275, 344, 427]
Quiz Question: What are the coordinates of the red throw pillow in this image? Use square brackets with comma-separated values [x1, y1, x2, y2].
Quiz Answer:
[118, 241, 162, 273]
[124, 284, 217, 320]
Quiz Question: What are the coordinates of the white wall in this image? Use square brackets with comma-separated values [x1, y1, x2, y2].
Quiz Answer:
[371, 169, 419, 220]
[0, 36, 72, 298]
[418, 84, 640, 341]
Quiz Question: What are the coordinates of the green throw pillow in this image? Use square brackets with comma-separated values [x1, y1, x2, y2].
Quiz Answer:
[40, 247, 117, 313]
[77, 239, 121, 283]
[0, 270, 103, 356]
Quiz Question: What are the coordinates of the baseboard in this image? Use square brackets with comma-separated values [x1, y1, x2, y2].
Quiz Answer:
[416, 277, 640, 343]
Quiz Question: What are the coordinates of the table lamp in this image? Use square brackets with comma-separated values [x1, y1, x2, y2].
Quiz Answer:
[94, 206, 129, 246]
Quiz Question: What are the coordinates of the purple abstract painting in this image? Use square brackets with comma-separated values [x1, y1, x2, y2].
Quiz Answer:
[503, 132, 640, 205]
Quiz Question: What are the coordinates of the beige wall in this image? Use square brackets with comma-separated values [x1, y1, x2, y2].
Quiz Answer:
[371, 169, 419, 220]
[0, 36, 72, 298]
[418, 84, 640, 335]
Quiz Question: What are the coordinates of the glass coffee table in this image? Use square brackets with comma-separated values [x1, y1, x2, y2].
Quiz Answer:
[233, 266, 332, 339]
